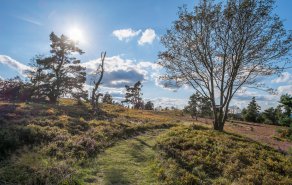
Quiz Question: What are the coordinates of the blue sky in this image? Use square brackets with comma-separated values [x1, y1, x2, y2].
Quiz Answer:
[0, 0, 291, 109]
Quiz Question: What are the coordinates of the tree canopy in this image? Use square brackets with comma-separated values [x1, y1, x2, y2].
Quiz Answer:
[184, 92, 212, 120]
[158, 0, 291, 130]
[123, 81, 143, 109]
[29, 32, 87, 103]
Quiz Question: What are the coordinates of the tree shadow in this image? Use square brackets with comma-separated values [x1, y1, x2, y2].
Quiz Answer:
[104, 167, 130, 185]
[134, 138, 151, 148]
[129, 138, 154, 162]
[0, 104, 18, 119]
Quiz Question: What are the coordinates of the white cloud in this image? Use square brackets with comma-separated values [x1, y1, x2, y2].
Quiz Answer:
[0, 55, 32, 76]
[230, 87, 284, 110]
[82, 55, 159, 88]
[138, 28, 156, 45]
[277, 85, 292, 95]
[112, 28, 141, 41]
[272, 72, 291, 83]
[147, 97, 188, 109]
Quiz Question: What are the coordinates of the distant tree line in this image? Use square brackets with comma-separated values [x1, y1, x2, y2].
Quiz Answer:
[0, 76, 32, 102]
[240, 95, 292, 127]
[185, 92, 292, 127]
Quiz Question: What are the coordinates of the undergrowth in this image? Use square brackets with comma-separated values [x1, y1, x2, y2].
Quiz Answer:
[154, 125, 292, 185]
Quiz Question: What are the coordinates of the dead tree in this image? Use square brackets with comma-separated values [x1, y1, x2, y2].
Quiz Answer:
[91, 52, 106, 112]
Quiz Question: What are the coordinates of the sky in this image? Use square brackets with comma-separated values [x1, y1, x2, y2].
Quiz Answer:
[0, 0, 291, 110]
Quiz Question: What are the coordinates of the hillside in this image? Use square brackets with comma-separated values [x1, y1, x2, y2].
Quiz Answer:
[0, 100, 291, 185]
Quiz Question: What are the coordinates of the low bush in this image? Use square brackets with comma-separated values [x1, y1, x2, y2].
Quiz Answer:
[0, 153, 82, 185]
[277, 124, 292, 141]
[154, 126, 292, 185]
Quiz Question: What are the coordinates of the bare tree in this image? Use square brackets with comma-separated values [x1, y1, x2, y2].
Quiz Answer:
[91, 52, 106, 111]
[158, 0, 291, 131]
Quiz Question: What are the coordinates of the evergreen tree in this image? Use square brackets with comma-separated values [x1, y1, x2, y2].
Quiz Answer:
[200, 96, 212, 118]
[102, 93, 113, 104]
[145, 101, 154, 110]
[26, 56, 47, 101]
[184, 92, 212, 120]
[32, 32, 87, 103]
[279, 94, 292, 126]
[242, 97, 261, 122]
[262, 107, 278, 124]
[185, 92, 201, 120]
[123, 81, 143, 109]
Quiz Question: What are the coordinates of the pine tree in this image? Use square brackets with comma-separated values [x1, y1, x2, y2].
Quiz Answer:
[243, 97, 261, 122]
[279, 94, 292, 126]
[32, 32, 87, 103]
[123, 81, 143, 109]
[26, 56, 47, 101]
[102, 93, 113, 104]
[262, 107, 278, 124]
[145, 101, 154, 110]
[185, 92, 201, 120]
[184, 92, 212, 120]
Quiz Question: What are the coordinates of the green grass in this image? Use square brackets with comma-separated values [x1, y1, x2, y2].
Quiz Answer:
[93, 129, 165, 185]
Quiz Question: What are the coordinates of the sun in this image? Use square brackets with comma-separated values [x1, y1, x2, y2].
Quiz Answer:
[68, 26, 84, 43]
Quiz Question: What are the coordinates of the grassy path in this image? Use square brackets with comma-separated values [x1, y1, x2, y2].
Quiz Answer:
[93, 129, 166, 185]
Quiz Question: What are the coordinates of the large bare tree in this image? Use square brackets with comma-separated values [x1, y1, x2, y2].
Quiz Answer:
[158, 0, 291, 131]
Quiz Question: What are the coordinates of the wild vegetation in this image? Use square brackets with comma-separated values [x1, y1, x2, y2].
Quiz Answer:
[0, 100, 176, 184]
[0, 0, 291, 184]
[0, 101, 291, 184]
[154, 125, 292, 185]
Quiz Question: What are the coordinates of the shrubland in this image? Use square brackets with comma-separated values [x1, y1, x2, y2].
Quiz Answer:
[154, 125, 292, 185]
[0, 99, 175, 184]
[0, 100, 291, 184]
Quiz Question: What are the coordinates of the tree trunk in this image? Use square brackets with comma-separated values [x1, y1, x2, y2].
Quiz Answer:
[213, 119, 224, 131]
[49, 96, 57, 104]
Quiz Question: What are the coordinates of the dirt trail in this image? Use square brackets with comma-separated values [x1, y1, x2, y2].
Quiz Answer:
[93, 129, 166, 185]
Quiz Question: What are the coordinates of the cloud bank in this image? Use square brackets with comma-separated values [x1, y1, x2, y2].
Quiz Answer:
[82, 55, 160, 89]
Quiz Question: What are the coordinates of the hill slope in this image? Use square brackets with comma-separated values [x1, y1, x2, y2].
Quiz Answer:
[155, 125, 292, 185]
[0, 100, 291, 185]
